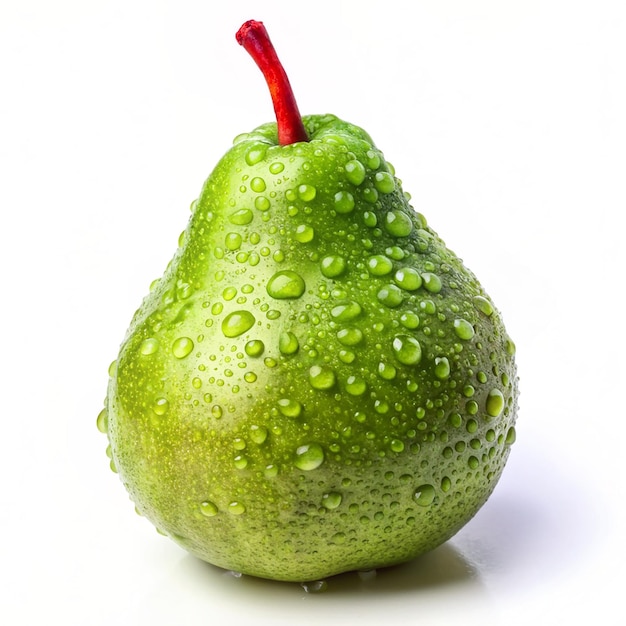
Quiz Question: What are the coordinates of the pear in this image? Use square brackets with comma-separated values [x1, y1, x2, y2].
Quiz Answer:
[99, 20, 518, 583]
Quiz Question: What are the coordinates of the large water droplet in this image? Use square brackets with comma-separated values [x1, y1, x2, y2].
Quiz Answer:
[334, 191, 355, 214]
[140, 338, 159, 356]
[222, 310, 256, 338]
[345, 160, 366, 185]
[294, 443, 325, 470]
[392, 335, 422, 365]
[295, 224, 315, 243]
[152, 397, 169, 416]
[377, 284, 403, 308]
[336, 327, 363, 346]
[172, 337, 194, 359]
[422, 272, 442, 293]
[486, 388, 505, 417]
[434, 356, 451, 380]
[309, 365, 336, 390]
[473, 295, 494, 316]
[96, 409, 108, 433]
[414, 484, 436, 506]
[250, 177, 266, 193]
[245, 339, 265, 357]
[297, 184, 317, 202]
[374, 171, 395, 194]
[279, 331, 299, 355]
[454, 318, 475, 340]
[330, 301, 362, 321]
[277, 398, 302, 417]
[200, 500, 218, 517]
[384, 210, 413, 237]
[367, 255, 393, 276]
[394, 268, 422, 291]
[320, 255, 347, 278]
[267, 270, 306, 299]
[228, 208, 254, 225]
[345, 375, 367, 396]
[322, 492, 342, 509]
[228, 501, 246, 515]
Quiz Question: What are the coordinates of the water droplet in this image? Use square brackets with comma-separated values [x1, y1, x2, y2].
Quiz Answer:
[374, 171, 395, 194]
[140, 338, 159, 355]
[394, 268, 422, 291]
[330, 301, 362, 321]
[264, 464, 278, 478]
[400, 311, 420, 329]
[96, 409, 108, 433]
[301, 580, 328, 593]
[454, 318, 475, 340]
[228, 208, 254, 225]
[295, 224, 314, 243]
[228, 501, 246, 515]
[245, 144, 267, 165]
[377, 284, 403, 307]
[505, 426, 517, 445]
[309, 365, 336, 390]
[506, 337, 516, 356]
[414, 484, 436, 506]
[222, 310, 256, 338]
[422, 272, 442, 293]
[367, 255, 393, 276]
[249, 425, 268, 444]
[345, 375, 367, 396]
[390, 439, 405, 453]
[297, 184, 317, 202]
[486, 388, 505, 417]
[334, 190, 355, 214]
[234, 455, 248, 469]
[277, 398, 302, 417]
[225, 232, 242, 250]
[267, 270, 306, 299]
[269, 161, 284, 174]
[279, 331, 299, 355]
[322, 492, 343, 509]
[345, 159, 366, 185]
[294, 442, 325, 470]
[336, 327, 363, 346]
[211, 405, 223, 419]
[245, 339, 265, 357]
[434, 356, 451, 380]
[384, 210, 413, 237]
[377, 361, 397, 380]
[320, 255, 347, 278]
[473, 295, 494, 316]
[331, 532, 346, 545]
[152, 397, 169, 415]
[255, 196, 271, 211]
[250, 177, 266, 193]
[392, 335, 422, 365]
[172, 337, 194, 359]
[468, 456, 480, 470]
[200, 500, 218, 517]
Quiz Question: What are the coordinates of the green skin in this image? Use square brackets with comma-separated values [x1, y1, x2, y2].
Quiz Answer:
[102, 114, 518, 582]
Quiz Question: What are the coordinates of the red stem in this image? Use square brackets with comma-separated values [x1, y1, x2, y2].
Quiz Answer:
[236, 20, 309, 146]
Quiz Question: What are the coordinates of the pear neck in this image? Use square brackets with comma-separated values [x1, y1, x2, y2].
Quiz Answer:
[236, 20, 309, 146]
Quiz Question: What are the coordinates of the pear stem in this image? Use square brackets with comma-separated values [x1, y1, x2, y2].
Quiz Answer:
[236, 20, 309, 146]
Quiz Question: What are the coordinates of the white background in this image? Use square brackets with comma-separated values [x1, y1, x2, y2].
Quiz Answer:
[1, 1, 625, 624]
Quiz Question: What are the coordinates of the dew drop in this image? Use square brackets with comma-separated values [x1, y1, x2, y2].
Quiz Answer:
[222, 310, 256, 338]
[249, 425, 268, 444]
[367, 255, 393, 276]
[228, 501, 246, 515]
[422, 272, 442, 293]
[384, 210, 413, 237]
[505, 426, 517, 445]
[255, 196, 271, 211]
[245, 339, 265, 357]
[245, 144, 267, 166]
[400, 311, 420, 329]
[392, 335, 422, 365]
[96, 409, 108, 433]
[344, 159, 366, 185]
[486, 388, 505, 417]
[473, 295, 494, 316]
[414, 484, 436, 506]
[297, 184, 317, 202]
[267, 270, 306, 299]
[330, 301, 362, 321]
[294, 442, 325, 470]
[334, 191, 355, 214]
[279, 331, 299, 355]
[434, 356, 451, 380]
[320, 255, 347, 278]
[454, 318, 475, 341]
[394, 268, 422, 291]
[200, 500, 218, 517]
[374, 171, 395, 194]
[309, 365, 336, 390]
[277, 398, 302, 418]
[225, 232, 242, 250]
[228, 208, 254, 225]
[345, 376, 367, 396]
[295, 224, 315, 243]
[269, 161, 284, 174]
[140, 338, 159, 356]
[301, 580, 328, 594]
[152, 397, 169, 416]
[377, 284, 403, 308]
[377, 361, 397, 380]
[336, 327, 363, 346]
[172, 337, 194, 359]
[322, 492, 343, 509]
[250, 177, 266, 193]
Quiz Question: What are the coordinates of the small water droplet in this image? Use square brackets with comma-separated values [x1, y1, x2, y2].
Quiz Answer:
[277, 397, 302, 417]
[309, 365, 336, 390]
[249, 425, 268, 444]
[486, 388, 505, 417]
[345, 375, 367, 396]
[269, 161, 284, 174]
[336, 327, 363, 346]
[294, 442, 325, 470]
[301, 580, 328, 593]
[140, 338, 160, 355]
[228, 208, 254, 225]
[400, 311, 420, 329]
[250, 177, 266, 193]
[228, 501, 246, 515]
[454, 318, 475, 340]
[297, 184, 317, 202]
[434, 356, 451, 380]
[225, 232, 243, 251]
[392, 335, 422, 365]
[344, 159, 366, 185]
[334, 190, 355, 214]
[505, 426, 517, 445]
[172, 337, 194, 359]
[96, 409, 108, 433]
[473, 295, 494, 316]
[322, 491, 343, 509]
[330, 301, 362, 321]
[394, 268, 422, 291]
[414, 484, 436, 506]
[279, 331, 299, 355]
[367, 255, 393, 276]
[245, 339, 265, 357]
[422, 272, 442, 293]
[377, 284, 403, 307]
[384, 210, 413, 237]
[245, 144, 267, 166]
[377, 361, 397, 380]
[267, 270, 306, 299]
[374, 171, 395, 194]
[295, 224, 315, 243]
[200, 500, 218, 517]
[255, 196, 271, 211]
[390, 439, 405, 453]
[320, 255, 347, 278]
[222, 310, 256, 338]
[152, 397, 169, 415]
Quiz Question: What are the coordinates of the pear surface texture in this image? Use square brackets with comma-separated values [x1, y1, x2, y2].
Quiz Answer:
[100, 21, 518, 583]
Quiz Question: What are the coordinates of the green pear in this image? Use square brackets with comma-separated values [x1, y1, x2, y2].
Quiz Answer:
[99, 20, 519, 583]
